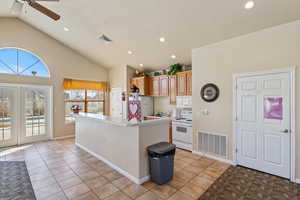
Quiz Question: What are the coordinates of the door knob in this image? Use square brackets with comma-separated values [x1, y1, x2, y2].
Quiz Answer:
[281, 129, 290, 133]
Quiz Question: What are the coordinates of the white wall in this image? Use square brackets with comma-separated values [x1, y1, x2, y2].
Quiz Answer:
[0, 17, 108, 138]
[192, 20, 300, 178]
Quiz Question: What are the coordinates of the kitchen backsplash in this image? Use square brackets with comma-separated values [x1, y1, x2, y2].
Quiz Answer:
[154, 96, 176, 114]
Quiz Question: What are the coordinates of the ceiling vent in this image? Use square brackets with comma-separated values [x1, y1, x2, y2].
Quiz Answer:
[99, 34, 112, 43]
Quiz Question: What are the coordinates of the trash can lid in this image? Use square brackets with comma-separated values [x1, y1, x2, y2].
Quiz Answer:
[147, 142, 176, 154]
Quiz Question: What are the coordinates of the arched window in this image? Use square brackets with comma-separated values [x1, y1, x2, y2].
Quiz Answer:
[0, 48, 50, 77]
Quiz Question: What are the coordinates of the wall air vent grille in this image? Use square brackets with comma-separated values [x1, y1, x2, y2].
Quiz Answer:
[198, 132, 227, 158]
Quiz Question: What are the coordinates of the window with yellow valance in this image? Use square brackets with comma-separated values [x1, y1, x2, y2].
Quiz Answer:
[63, 79, 108, 123]
[63, 78, 108, 91]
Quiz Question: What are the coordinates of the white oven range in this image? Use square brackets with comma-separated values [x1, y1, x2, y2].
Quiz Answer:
[172, 118, 192, 151]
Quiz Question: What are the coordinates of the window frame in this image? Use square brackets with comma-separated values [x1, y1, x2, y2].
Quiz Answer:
[64, 90, 105, 123]
[0, 47, 50, 78]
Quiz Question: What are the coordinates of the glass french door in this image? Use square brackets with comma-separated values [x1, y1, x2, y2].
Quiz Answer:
[0, 87, 18, 147]
[0, 84, 52, 147]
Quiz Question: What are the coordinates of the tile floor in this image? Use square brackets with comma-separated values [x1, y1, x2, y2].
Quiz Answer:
[0, 139, 230, 200]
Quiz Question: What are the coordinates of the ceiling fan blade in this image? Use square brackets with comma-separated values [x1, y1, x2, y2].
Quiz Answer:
[28, 2, 60, 21]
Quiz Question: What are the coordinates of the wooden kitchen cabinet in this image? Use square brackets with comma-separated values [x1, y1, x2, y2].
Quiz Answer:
[130, 77, 150, 95]
[149, 76, 160, 96]
[159, 75, 169, 96]
[177, 71, 187, 96]
[169, 75, 177, 104]
[186, 71, 192, 96]
[176, 70, 192, 96]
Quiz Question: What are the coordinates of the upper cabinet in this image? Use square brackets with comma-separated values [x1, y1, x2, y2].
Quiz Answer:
[177, 70, 192, 96]
[130, 70, 191, 98]
[169, 75, 177, 104]
[159, 76, 169, 96]
[130, 77, 150, 95]
[186, 71, 192, 96]
[149, 76, 160, 96]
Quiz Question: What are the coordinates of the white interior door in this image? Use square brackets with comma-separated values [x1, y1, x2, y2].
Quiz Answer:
[236, 72, 291, 178]
[0, 86, 18, 147]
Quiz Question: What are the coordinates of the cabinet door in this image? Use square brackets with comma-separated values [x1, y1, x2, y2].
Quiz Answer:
[137, 78, 145, 95]
[169, 75, 177, 104]
[186, 71, 192, 96]
[160, 76, 169, 96]
[150, 77, 160, 96]
[177, 72, 187, 96]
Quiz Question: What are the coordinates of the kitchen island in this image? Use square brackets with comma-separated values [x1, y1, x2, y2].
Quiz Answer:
[75, 113, 169, 184]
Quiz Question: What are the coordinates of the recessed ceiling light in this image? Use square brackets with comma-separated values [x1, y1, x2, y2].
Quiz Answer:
[244, 1, 254, 10]
[171, 54, 176, 59]
[63, 27, 69, 32]
[139, 64, 144, 67]
[159, 37, 165, 42]
[128, 51, 133, 55]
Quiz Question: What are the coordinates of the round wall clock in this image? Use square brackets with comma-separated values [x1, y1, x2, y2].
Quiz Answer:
[200, 83, 220, 102]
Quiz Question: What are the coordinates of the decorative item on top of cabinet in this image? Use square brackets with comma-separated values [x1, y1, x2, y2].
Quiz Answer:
[149, 76, 160, 96]
[176, 70, 192, 96]
[169, 75, 177, 104]
[130, 77, 150, 95]
[160, 75, 169, 96]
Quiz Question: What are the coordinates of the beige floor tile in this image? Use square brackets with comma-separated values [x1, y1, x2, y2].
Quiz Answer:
[180, 182, 206, 199]
[167, 176, 187, 190]
[167, 191, 194, 200]
[64, 183, 91, 199]
[34, 183, 62, 200]
[183, 165, 205, 175]
[93, 183, 119, 199]
[77, 170, 100, 181]
[71, 192, 99, 200]
[189, 176, 213, 190]
[57, 175, 82, 190]
[85, 176, 109, 189]
[204, 166, 226, 178]
[104, 191, 131, 200]
[142, 181, 157, 190]
[31, 176, 57, 191]
[151, 184, 176, 199]
[43, 192, 67, 200]
[103, 170, 123, 181]
[136, 191, 162, 200]
[112, 177, 134, 190]
[54, 170, 78, 182]
[122, 183, 148, 199]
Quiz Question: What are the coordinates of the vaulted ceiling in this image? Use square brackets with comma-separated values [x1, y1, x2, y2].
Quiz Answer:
[1, 0, 300, 70]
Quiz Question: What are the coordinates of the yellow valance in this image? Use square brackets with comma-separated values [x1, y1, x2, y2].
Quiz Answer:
[64, 78, 108, 91]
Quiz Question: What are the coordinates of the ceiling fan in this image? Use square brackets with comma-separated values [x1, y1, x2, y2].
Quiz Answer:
[11, 0, 60, 21]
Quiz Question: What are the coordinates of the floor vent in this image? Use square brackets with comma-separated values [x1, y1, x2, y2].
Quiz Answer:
[198, 132, 227, 158]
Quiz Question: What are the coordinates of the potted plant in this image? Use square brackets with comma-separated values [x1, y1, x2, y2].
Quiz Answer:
[168, 63, 182, 75]
[71, 105, 81, 114]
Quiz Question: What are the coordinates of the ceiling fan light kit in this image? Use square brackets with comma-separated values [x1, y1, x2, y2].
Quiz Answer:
[11, 0, 61, 21]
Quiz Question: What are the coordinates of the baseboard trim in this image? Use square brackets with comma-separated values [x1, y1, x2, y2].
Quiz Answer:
[295, 179, 300, 184]
[192, 151, 236, 165]
[75, 143, 149, 184]
[53, 135, 75, 140]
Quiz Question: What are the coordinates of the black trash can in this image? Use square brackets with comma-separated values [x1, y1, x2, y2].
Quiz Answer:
[147, 142, 176, 185]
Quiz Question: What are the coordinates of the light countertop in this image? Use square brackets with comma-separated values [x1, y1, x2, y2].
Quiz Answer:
[74, 113, 170, 127]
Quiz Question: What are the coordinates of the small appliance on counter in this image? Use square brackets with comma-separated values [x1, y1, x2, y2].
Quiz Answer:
[172, 108, 192, 151]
